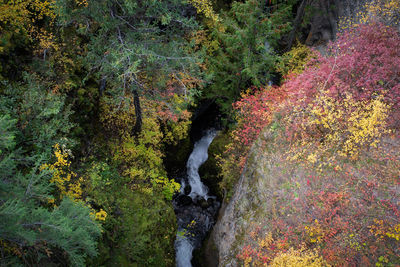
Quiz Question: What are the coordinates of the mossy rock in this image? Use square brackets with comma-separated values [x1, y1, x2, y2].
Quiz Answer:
[199, 131, 230, 200]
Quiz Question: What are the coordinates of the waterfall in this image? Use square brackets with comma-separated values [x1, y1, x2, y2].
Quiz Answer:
[175, 234, 194, 267]
[186, 129, 217, 199]
[175, 129, 218, 267]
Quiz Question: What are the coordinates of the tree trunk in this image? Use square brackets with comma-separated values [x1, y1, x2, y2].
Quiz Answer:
[132, 88, 142, 135]
[285, 0, 310, 52]
[99, 77, 106, 97]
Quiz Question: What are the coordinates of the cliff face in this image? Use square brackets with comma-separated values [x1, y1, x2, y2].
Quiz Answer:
[210, 127, 311, 266]
[210, 2, 372, 265]
[305, 0, 368, 47]
[211, 129, 314, 266]
[210, 130, 277, 266]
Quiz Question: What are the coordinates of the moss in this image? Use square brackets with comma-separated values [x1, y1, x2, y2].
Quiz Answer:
[199, 131, 230, 200]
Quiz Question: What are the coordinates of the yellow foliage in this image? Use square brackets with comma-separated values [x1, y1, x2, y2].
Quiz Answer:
[108, 97, 185, 199]
[192, 29, 220, 55]
[94, 209, 107, 221]
[75, 0, 88, 7]
[41, 144, 83, 202]
[164, 119, 191, 145]
[0, 0, 56, 27]
[386, 224, 400, 241]
[288, 91, 391, 169]
[100, 96, 136, 137]
[41, 144, 108, 221]
[340, 95, 391, 157]
[339, 0, 400, 30]
[153, 176, 181, 200]
[100, 75, 191, 200]
[304, 219, 325, 243]
[188, 0, 219, 23]
[0, 0, 30, 31]
[369, 219, 400, 241]
[259, 232, 274, 248]
[345, 233, 363, 252]
[270, 247, 330, 267]
[0, 0, 58, 55]
[277, 43, 316, 78]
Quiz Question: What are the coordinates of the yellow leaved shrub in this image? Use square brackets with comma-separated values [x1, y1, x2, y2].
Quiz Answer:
[270, 247, 330, 267]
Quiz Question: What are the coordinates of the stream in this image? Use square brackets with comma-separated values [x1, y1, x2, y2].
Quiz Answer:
[174, 129, 219, 267]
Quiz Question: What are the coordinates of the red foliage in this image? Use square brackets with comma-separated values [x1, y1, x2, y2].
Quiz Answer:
[234, 21, 400, 267]
[284, 22, 400, 127]
[232, 85, 287, 147]
[225, 85, 287, 174]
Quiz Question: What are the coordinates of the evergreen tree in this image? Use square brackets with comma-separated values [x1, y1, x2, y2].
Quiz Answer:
[56, 0, 204, 134]
[0, 76, 101, 267]
[204, 0, 296, 112]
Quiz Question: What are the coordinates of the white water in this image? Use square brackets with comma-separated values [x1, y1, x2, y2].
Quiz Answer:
[175, 234, 194, 267]
[175, 129, 217, 267]
[187, 129, 217, 199]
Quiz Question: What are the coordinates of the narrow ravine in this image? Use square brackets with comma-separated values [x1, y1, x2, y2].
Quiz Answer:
[174, 129, 219, 267]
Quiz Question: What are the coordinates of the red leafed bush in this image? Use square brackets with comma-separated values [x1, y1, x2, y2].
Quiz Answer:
[218, 86, 287, 196]
[284, 22, 400, 127]
[232, 85, 287, 148]
[234, 20, 400, 267]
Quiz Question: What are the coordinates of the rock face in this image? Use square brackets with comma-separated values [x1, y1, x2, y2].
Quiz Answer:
[305, 0, 368, 50]
[209, 129, 311, 266]
[209, 130, 274, 266]
[209, 3, 375, 263]
[208, 2, 395, 265]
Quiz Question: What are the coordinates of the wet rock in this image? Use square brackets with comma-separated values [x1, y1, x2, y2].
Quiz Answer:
[174, 128, 221, 266]
[198, 197, 209, 209]
[176, 195, 193, 206]
[184, 185, 191, 195]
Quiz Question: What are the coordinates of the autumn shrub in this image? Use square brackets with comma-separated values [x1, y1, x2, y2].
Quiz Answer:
[280, 21, 400, 173]
[222, 5, 400, 191]
[218, 85, 287, 197]
[272, 20, 400, 266]
[233, 6, 400, 267]
[270, 247, 329, 267]
[284, 22, 400, 128]
[277, 42, 317, 79]
[286, 91, 391, 168]
[236, 132, 400, 266]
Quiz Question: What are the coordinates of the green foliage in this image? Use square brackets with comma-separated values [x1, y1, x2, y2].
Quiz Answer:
[90, 87, 186, 264]
[0, 74, 75, 156]
[203, 0, 295, 112]
[1, 0, 350, 265]
[55, 0, 204, 103]
[111, 116, 181, 200]
[0, 76, 101, 266]
[85, 161, 177, 266]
